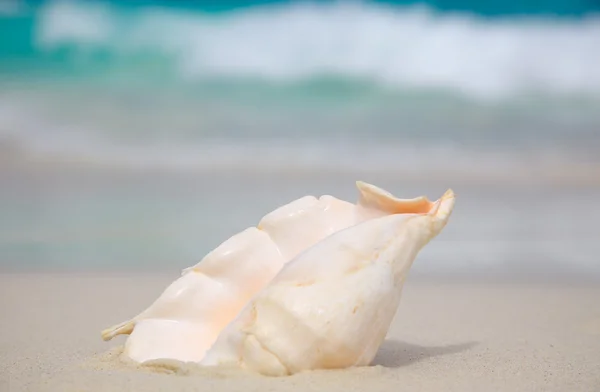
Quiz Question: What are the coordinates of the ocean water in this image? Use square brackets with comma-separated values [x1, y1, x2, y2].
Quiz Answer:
[1, 0, 599, 277]
[2, 0, 600, 168]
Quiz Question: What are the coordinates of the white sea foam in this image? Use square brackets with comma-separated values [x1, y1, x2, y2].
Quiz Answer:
[33, 0, 600, 99]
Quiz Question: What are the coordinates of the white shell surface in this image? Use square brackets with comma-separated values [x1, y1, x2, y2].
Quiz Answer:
[101, 182, 454, 369]
[199, 189, 455, 375]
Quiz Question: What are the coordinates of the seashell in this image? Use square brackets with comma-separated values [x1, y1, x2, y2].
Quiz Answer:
[100, 181, 455, 370]
[100, 181, 441, 363]
[199, 185, 455, 376]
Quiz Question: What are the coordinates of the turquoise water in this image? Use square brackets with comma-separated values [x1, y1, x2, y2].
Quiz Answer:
[2, 0, 600, 94]
[1, 1, 599, 275]
[1, 0, 600, 167]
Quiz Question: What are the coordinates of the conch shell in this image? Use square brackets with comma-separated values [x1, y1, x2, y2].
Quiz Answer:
[101, 181, 455, 372]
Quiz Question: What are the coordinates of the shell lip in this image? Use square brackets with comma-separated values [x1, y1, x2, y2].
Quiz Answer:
[355, 180, 454, 216]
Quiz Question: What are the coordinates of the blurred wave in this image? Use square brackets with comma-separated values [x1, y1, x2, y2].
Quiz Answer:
[1, 0, 599, 175]
[1, 0, 599, 98]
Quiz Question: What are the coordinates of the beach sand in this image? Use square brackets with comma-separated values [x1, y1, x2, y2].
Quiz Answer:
[1, 273, 599, 391]
[1, 162, 599, 391]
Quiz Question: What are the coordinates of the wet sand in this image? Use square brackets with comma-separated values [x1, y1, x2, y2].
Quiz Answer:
[1, 273, 599, 391]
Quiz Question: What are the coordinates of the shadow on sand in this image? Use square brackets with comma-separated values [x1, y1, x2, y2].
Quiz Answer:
[372, 339, 478, 368]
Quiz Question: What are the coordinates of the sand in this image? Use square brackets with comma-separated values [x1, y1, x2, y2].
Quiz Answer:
[1, 273, 599, 392]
